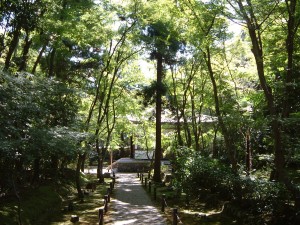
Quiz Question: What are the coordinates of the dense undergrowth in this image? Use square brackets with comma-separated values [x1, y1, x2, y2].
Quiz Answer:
[169, 148, 300, 225]
[0, 169, 104, 225]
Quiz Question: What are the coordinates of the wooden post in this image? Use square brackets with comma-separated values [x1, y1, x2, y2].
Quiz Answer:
[161, 194, 166, 212]
[295, 196, 300, 210]
[137, 172, 140, 178]
[113, 171, 115, 178]
[70, 215, 79, 223]
[141, 173, 144, 183]
[110, 182, 113, 191]
[112, 177, 115, 188]
[186, 193, 189, 205]
[172, 208, 178, 225]
[148, 181, 152, 193]
[98, 208, 104, 225]
[104, 195, 108, 212]
[107, 188, 111, 202]
[145, 178, 148, 187]
[154, 186, 157, 200]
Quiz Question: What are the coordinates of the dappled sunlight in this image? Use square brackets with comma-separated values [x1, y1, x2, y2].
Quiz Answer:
[123, 188, 133, 192]
[110, 199, 130, 206]
[106, 173, 169, 225]
[114, 219, 138, 224]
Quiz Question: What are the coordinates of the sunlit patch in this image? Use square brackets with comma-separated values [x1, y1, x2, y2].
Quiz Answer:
[123, 188, 132, 192]
[114, 219, 137, 224]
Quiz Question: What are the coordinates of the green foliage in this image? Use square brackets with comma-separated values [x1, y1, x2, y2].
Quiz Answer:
[142, 20, 185, 63]
[140, 80, 168, 106]
[0, 185, 62, 224]
[172, 148, 293, 220]
[0, 71, 86, 191]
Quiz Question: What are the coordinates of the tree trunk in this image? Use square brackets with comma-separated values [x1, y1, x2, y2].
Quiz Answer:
[96, 138, 104, 183]
[236, 0, 286, 181]
[120, 132, 126, 158]
[32, 41, 47, 74]
[130, 135, 135, 159]
[4, 28, 21, 70]
[204, 47, 237, 171]
[153, 53, 163, 183]
[212, 127, 218, 158]
[183, 117, 192, 147]
[0, 34, 5, 58]
[245, 129, 252, 176]
[18, 33, 32, 71]
[75, 154, 84, 199]
[31, 157, 41, 185]
[282, 0, 298, 118]
[48, 48, 56, 77]
[171, 67, 183, 146]
[50, 154, 59, 177]
[80, 152, 86, 172]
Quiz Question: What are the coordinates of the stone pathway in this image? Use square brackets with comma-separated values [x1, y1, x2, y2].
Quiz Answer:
[105, 173, 170, 225]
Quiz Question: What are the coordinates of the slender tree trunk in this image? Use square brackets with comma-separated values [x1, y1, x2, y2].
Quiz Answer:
[0, 34, 5, 57]
[95, 137, 105, 183]
[4, 28, 21, 70]
[183, 117, 192, 147]
[75, 154, 84, 198]
[48, 48, 56, 77]
[245, 129, 252, 176]
[236, 0, 286, 181]
[31, 157, 41, 185]
[204, 47, 237, 171]
[120, 132, 126, 158]
[18, 33, 32, 71]
[153, 53, 163, 182]
[50, 154, 59, 177]
[32, 42, 47, 74]
[282, 0, 298, 118]
[130, 135, 135, 159]
[80, 152, 86, 172]
[12, 176, 22, 225]
[171, 67, 183, 146]
[212, 127, 218, 158]
[190, 83, 203, 152]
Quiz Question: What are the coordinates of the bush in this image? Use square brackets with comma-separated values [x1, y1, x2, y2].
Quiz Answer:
[172, 149, 293, 223]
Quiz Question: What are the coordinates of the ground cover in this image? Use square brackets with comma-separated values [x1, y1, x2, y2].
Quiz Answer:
[0, 171, 111, 225]
[141, 177, 239, 225]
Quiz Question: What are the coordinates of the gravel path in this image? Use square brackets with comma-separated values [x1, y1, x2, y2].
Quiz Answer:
[105, 173, 169, 225]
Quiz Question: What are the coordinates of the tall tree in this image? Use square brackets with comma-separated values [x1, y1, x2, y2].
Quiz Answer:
[179, 0, 239, 170]
[141, 19, 184, 182]
[225, 0, 300, 182]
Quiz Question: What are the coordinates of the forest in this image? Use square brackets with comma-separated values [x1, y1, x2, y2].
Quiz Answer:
[0, 0, 300, 224]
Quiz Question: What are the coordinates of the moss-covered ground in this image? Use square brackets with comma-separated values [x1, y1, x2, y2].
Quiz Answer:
[0, 171, 112, 225]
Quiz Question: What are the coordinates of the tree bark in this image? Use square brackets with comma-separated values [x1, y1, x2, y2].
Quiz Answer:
[31, 157, 41, 185]
[32, 41, 47, 74]
[48, 48, 56, 77]
[130, 135, 135, 159]
[236, 0, 285, 181]
[4, 28, 21, 70]
[153, 53, 163, 182]
[170, 67, 183, 146]
[204, 47, 237, 171]
[18, 33, 32, 71]
[80, 152, 86, 172]
[245, 129, 252, 176]
[282, 0, 298, 118]
[75, 154, 84, 198]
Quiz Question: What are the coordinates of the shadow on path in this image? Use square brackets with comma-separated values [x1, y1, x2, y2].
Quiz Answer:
[105, 173, 170, 225]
